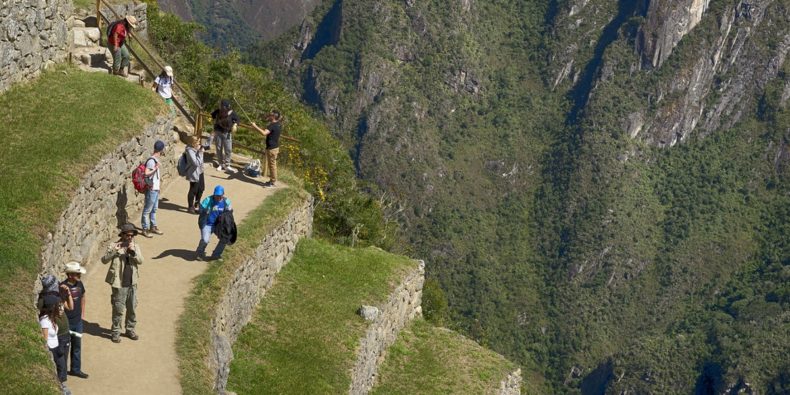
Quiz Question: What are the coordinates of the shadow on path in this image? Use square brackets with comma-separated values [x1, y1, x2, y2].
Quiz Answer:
[83, 320, 112, 340]
[152, 248, 198, 261]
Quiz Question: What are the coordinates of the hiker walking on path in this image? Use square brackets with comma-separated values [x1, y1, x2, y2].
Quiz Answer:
[61, 262, 89, 379]
[107, 16, 137, 77]
[211, 100, 240, 173]
[153, 66, 177, 112]
[185, 136, 205, 214]
[196, 185, 233, 261]
[102, 223, 144, 343]
[142, 140, 165, 237]
[251, 110, 283, 188]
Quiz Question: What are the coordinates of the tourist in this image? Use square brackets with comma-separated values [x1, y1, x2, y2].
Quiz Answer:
[101, 223, 143, 343]
[153, 66, 177, 112]
[61, 262, 89, 379]
[185, 136, 205, 214]
[141, 140, 165, 237]
[210, 100, 239, 172]
[251, 110, 283, 187]
[38, 275, 73, 384]
[196, 185, 233, 261]
[107, 16, 137, 77]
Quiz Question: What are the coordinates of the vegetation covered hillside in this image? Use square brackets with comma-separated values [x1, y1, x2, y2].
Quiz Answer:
[235, 0, 790, 392]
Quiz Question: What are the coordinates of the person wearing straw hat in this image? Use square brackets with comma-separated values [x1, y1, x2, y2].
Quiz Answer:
[153, 66, 177, 113]
[101, 223, 144, 343]
[108, 15, 138, 77]
[61, 262, 89, 379]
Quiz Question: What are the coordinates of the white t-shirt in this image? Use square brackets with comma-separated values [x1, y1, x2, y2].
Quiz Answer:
[39, 316, 59, 349]
[146, 157, 161, 191]
[154, 76, 173, 99]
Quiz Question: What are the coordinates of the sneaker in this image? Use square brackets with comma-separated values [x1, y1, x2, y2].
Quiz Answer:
[195, 252, 205, 262]
[141, 229, 152, 238]
[68, 371, 89, 379]
[126, 330, 139, 340]
[187, 206, 195, 214]
[151, 227, 164, 235]
[217, 164, 224, 171]
[225, 165, 236, 173]
[111, 333, 121, 343]
[263, 181, 276, 188]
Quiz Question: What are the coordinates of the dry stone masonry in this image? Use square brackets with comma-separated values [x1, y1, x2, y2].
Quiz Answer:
[498, 368, 523, 395]
[36, 115, 177, 295]
[0, 0, 72, 92]
[210, 196, 314, 393]
[349, 260, 425, 395]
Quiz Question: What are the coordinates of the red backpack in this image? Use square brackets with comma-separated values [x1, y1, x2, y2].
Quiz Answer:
[131, 158, 154, 193]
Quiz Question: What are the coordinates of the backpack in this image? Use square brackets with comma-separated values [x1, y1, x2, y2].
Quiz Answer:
[131, 157, 156, 193]
[106, 20, 122, 39]
[177, 151, 188, 177]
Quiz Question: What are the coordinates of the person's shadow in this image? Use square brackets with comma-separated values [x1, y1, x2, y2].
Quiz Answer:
[152, 249, 199, 261]
[82, 320, 112, 340]
[157, 197, 187, 212]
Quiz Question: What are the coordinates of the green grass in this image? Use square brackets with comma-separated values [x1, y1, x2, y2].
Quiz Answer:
[226, 238, 417, 394]
[371, 319, 518, 395]
[176, 181, 310, 394]
[0, 65, 164, 393]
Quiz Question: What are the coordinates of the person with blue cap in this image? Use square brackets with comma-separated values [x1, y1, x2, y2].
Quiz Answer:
[141, 140, 166, 237]
[196, 185, 233, 261]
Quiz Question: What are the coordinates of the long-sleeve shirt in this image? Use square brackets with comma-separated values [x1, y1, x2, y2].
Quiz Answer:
[101, 242, 144, 288]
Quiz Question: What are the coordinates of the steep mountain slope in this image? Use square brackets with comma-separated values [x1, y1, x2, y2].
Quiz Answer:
[175, 0, 790, 392]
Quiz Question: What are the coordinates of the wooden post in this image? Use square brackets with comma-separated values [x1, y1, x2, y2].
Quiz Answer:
[96, 0, 102, 45]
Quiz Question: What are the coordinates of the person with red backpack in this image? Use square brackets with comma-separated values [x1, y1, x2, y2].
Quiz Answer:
[141, 140, 165, 237]
[107, 16, 137, 77]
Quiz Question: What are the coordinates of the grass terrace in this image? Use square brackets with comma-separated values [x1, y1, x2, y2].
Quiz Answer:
[176, 181, 311, 394]
[371, 319, 520, 394]
[0, 65, 165, 393]
[226, 238, 417, 394]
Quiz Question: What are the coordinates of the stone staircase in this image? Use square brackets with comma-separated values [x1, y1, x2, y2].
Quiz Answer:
[67, 10, 143, 84]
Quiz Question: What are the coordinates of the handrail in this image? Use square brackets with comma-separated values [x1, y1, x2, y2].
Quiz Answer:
[96, 0, 202, 128]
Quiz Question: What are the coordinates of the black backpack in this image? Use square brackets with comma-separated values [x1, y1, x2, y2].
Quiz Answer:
[106, 20, 122, 39]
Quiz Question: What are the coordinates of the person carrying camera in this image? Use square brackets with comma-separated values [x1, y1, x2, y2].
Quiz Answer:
[101, 223, 144, 343]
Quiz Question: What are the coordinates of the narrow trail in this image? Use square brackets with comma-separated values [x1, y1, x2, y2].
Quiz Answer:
[69, 150, 278, 395]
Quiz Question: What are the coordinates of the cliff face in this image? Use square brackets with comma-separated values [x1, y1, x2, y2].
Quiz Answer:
[177, 0, 790, 392]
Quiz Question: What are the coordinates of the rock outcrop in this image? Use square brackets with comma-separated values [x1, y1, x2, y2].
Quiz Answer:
[0, 0, 72, 92]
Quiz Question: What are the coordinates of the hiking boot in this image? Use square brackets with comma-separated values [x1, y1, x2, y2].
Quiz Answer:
[141, 229, 152, 238]
[121, 68, 129, 77]
[111, 333, 121, 343]
[195, 252, 206, 262]
[68, 371, 89, 379]
[126, 330, 139, 340]
[151, 226, 164, 235]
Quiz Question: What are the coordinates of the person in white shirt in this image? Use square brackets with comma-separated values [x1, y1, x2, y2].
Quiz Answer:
[141, 140, 166, 237]
[153, 66, 177, 113]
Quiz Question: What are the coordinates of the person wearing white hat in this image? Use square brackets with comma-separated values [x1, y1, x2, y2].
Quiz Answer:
[107, 15, 138, 77]
[61, 262, 89, 379]
[153, 66, 177, 113]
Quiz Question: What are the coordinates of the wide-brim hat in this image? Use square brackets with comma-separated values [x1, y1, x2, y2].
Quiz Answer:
[40, 274, 59, 293]
[64, 261, 86, 275]
[118, 223, 138, 237]
[125, 15, 138, 29]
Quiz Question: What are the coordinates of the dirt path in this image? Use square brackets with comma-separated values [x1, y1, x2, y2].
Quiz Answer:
[69, 152, 278, 395]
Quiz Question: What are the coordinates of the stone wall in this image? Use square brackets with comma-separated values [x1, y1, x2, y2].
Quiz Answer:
[498, 368, 523, 395]
[210, 196, 314, 393]
[349, 260, 425, 395]
[35, 114, 177, 293]
[0, 0, 72, 93]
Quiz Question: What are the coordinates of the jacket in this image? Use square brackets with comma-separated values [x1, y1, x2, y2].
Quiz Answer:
[185, 145, 204, 182]
[214, 210, 237, 245]
[101, 242, 144, 288]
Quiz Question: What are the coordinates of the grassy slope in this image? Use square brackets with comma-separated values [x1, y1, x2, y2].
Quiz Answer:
[176, 182, 310, 394]
[227, 238, 416, 394]
[0, 66, 164, 393]
[371, 319, 518, 395]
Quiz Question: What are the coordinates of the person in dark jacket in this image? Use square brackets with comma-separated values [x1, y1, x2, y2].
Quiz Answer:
[215, 210, 237, 246]
[210, 100, 240, 172]
[196, 185, 233, 261]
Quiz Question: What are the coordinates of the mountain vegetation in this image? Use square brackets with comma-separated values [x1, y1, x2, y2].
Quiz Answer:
[160, 0, 789, 392]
